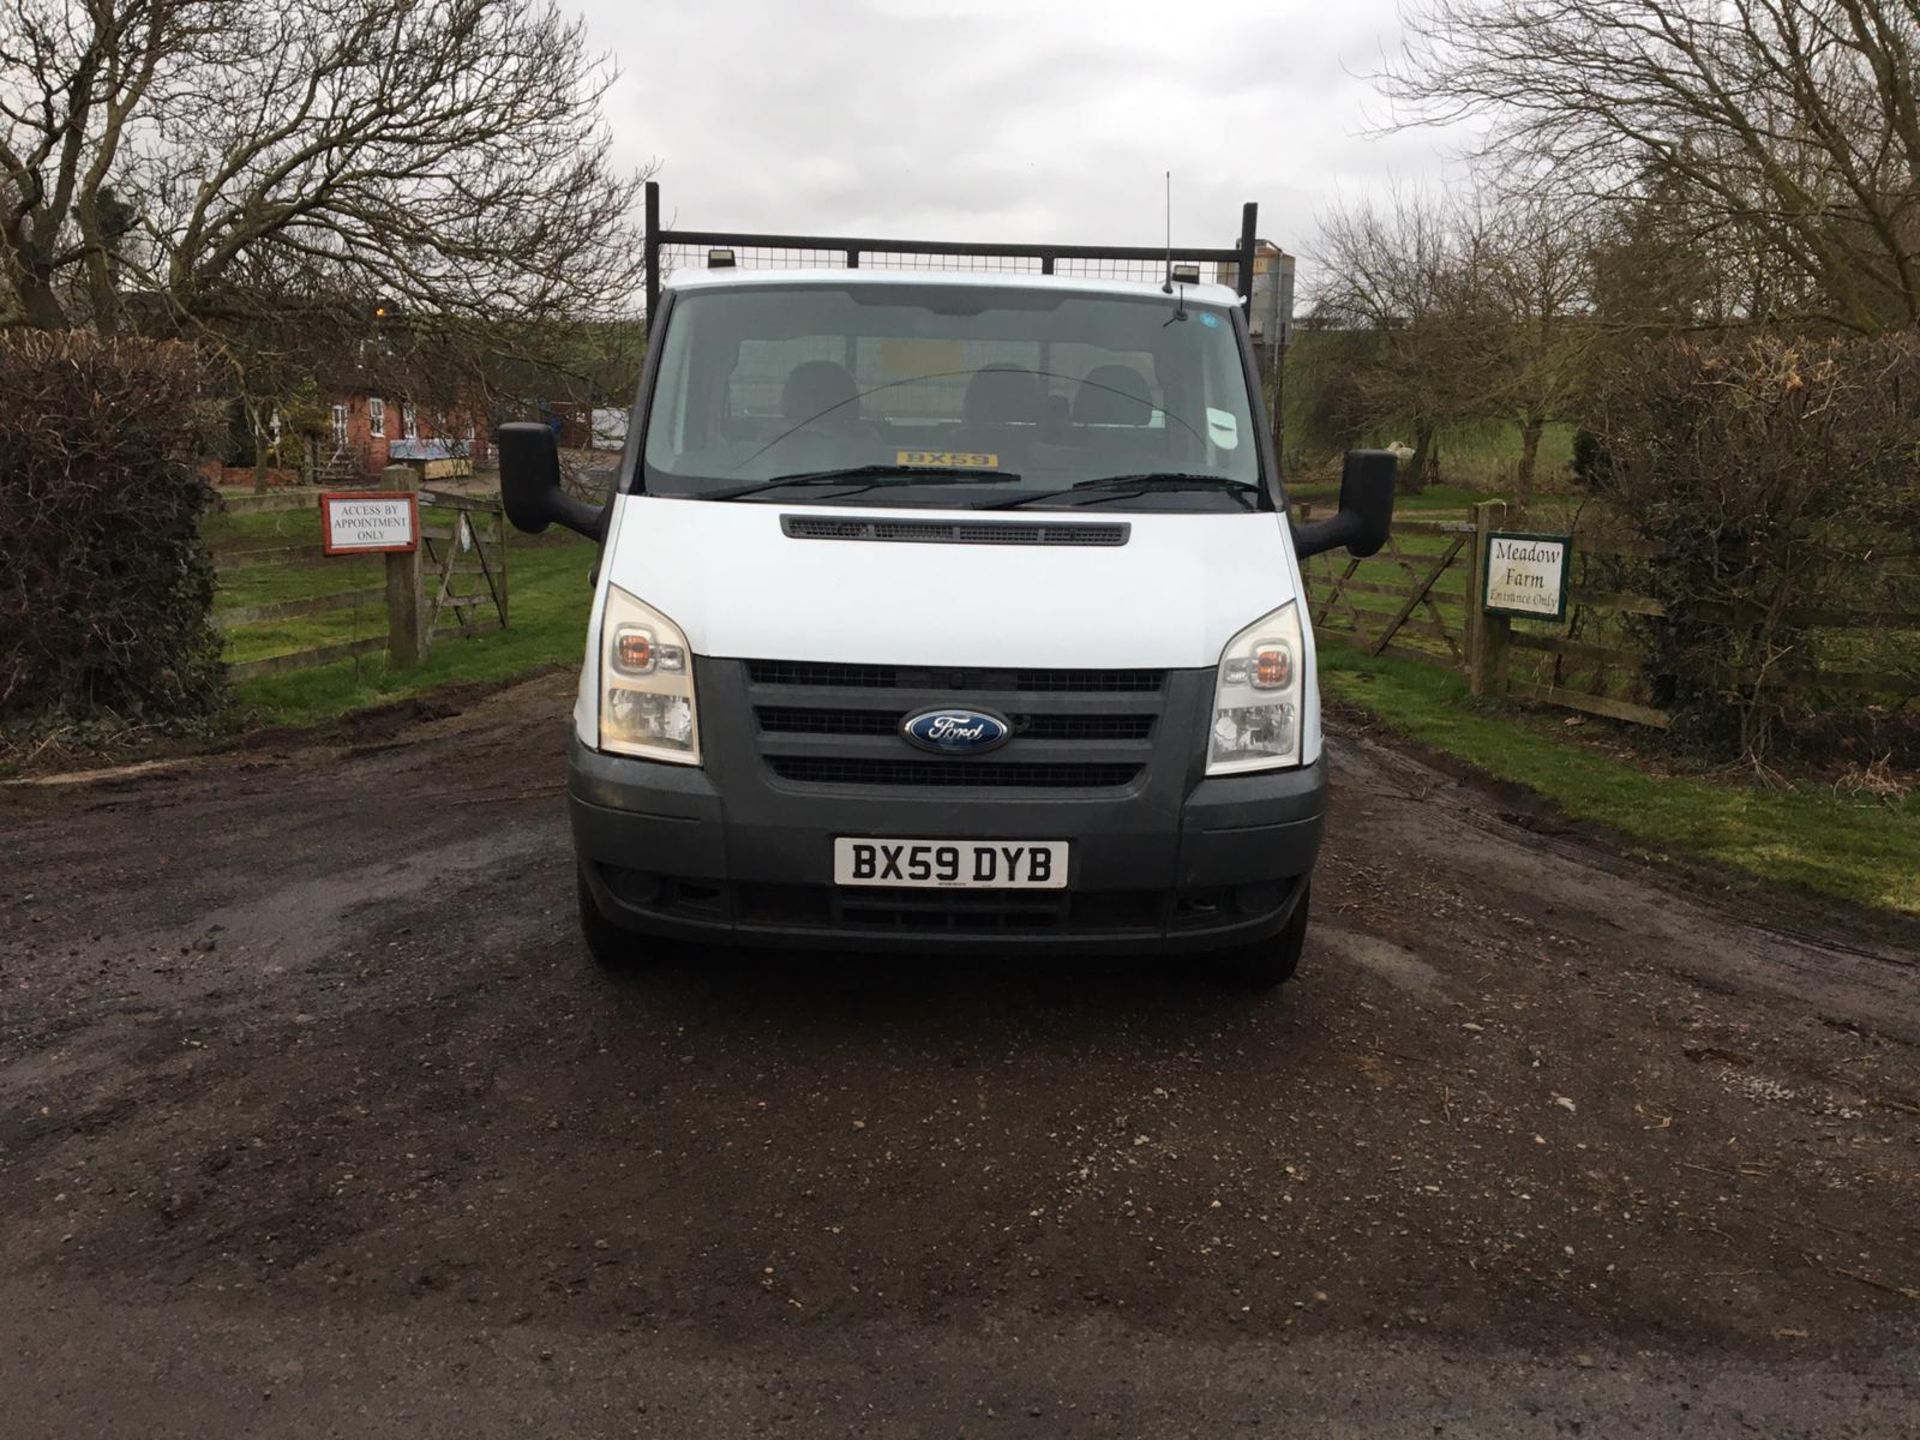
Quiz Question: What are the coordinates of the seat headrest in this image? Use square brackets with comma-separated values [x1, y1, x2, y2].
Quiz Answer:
[962, 365, 1042, 425]
[782, 361, 859, 425]
[1073, 365, 1152, 426]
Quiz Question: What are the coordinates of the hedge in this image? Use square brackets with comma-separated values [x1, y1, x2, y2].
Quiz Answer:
[0, 331, 224, 727]
[1587, 333, 1920, 760]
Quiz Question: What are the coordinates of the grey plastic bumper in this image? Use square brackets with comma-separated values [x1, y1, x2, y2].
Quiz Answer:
[568, 739, 1325, 954]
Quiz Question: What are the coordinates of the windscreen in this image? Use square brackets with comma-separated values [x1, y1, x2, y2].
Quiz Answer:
[639, 282, 1265, 512]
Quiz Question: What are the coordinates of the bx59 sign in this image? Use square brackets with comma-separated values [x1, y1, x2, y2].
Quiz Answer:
[320, 491, 419, 555]
[1483, 531, 1571, 621]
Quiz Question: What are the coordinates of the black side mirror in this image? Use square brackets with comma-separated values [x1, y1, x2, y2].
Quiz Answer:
[496, 422, 605, 540]
[1292, 448, 1395, 560]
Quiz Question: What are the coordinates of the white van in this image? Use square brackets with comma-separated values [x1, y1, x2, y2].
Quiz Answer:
[499, 198, 1392, 987]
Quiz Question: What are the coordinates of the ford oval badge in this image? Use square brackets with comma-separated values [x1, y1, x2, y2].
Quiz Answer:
[901, 707, 1012, 755]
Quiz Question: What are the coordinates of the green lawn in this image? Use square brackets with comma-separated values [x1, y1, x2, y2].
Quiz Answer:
[1282, 422, 1582, 495]
[1318, 643, 1920, 917]
[219, 552, 387, 614]
[1288, 481, 1485, 514]
[1433, 419, 1577, 475]
[220, 531, 594, 730]
[205, 501, 328, 548]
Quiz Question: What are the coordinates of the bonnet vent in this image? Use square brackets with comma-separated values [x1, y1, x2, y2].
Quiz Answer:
[780, 515, 1129, 547]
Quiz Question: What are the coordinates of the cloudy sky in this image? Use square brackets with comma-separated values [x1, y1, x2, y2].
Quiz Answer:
[580, 0, 1481, 273]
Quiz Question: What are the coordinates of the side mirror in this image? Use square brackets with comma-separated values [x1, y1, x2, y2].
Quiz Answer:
[1292, 448, 1395, 560]
[496, 422, 605, 540]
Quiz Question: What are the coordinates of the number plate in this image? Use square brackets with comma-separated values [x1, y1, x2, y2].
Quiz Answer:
[833, 838, 1069, 889]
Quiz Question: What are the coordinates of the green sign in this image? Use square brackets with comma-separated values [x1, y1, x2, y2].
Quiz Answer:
[1483, 531, 1571, 622]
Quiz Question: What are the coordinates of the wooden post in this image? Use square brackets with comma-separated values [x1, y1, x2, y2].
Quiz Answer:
[496, 502, 509, 628]
[382, 463, 425, 668]
[1467, 500, 1511, 698]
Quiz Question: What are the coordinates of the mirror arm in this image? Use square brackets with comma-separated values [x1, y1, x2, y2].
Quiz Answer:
[1292, 513, 1354, 560]
[553, 492, 606, 540]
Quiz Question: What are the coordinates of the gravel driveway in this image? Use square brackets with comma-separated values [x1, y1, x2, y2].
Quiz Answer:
[3, 675, 1916, 1436]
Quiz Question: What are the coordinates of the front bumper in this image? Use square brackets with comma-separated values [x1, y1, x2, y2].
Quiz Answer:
[569, 738, 1325, 954]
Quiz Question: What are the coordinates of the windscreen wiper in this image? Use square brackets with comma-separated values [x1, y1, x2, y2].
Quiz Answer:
[983, 473, 1262, 510]
[702, 464, 1021, 502]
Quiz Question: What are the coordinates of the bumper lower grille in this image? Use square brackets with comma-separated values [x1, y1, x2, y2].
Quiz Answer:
[839, 887, 1069, 931]
[768, 756, 1142, 789]
[604, 872, 1296, 940]
[734, 884, 1184, 935]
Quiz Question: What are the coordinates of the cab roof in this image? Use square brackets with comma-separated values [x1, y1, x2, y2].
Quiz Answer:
[663, 266, 1244, 308]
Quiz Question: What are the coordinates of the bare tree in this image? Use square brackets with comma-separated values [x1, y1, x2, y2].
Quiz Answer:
[1478, 189, 1600, 496]
[1, 0, 646, 374]
[1382, 0, 1920, 333]
[1312, 188, 1504, 490]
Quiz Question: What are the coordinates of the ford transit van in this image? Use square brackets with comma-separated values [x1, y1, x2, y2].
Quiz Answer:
[498, 193, 1392, 987]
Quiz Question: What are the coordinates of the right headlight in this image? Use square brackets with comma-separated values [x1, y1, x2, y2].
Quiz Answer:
[599, 584, 700, 765]
[1206, 601, 1303, 775]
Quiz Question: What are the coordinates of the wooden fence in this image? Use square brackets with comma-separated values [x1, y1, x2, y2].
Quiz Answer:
[1299, 499, 1920, 729]
[215, 483, 509, 682]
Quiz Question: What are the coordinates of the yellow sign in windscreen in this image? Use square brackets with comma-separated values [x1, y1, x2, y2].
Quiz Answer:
[879, 339, 965, 380]
[896, 450, 999, 469]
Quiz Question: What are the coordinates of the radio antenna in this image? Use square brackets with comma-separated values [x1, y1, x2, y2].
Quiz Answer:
[1162, 171, 1173, 293]
[1161, 170, 1188, 323]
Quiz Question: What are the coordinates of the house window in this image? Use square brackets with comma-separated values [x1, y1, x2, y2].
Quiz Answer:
[402, 403, 418, 440]
[330, 404, 348, 447]
[368, 397, 385, 438]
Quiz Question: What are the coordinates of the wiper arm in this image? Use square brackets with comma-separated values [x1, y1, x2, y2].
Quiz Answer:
[1071, 472, 1257, 491]
[703, 464, 1021, 502]
[983, 473, 1262, 511]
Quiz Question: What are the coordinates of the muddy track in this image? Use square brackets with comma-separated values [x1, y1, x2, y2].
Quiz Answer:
[2, 675, 1916, 1436]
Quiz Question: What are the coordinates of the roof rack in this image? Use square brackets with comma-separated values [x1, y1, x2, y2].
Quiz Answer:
[642, 181, 1258, 321]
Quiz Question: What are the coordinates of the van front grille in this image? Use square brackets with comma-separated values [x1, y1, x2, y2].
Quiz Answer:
[739, 658, 1168, 791]
[756, 706, 1154, 742]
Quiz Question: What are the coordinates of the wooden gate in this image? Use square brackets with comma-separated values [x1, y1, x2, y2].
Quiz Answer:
[420, 489, 509, 641]
[1298, 509, 1475, 668]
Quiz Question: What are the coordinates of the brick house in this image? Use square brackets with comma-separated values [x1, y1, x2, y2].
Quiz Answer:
[321, 389, 491, 483]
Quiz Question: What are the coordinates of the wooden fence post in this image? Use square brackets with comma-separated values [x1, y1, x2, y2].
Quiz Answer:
[1467, 500, 1511, 698]
[495, 500, 509, 628]
[382, 463, 425, 668]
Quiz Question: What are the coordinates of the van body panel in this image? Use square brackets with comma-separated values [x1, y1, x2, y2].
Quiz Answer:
[601, 494, 1298, 669]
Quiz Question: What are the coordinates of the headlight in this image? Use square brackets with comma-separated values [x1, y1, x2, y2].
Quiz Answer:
[1207, 602, 1303, 774]
[599, 585, 699, 764]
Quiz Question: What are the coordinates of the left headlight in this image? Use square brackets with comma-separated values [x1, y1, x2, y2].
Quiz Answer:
[1206, 601, 1303, 775]
[599, 584, 700, 765]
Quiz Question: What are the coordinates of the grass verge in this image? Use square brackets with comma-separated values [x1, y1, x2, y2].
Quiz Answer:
[1319, 643, 1920, 917]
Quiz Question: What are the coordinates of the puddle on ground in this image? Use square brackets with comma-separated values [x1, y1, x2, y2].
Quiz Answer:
[1315, 925, 1445, 998]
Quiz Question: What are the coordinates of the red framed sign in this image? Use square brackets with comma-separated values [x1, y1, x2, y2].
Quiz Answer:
[320, 490, 420, 555]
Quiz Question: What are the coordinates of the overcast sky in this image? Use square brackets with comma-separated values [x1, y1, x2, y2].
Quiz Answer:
[581, 0, 1480, 275]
